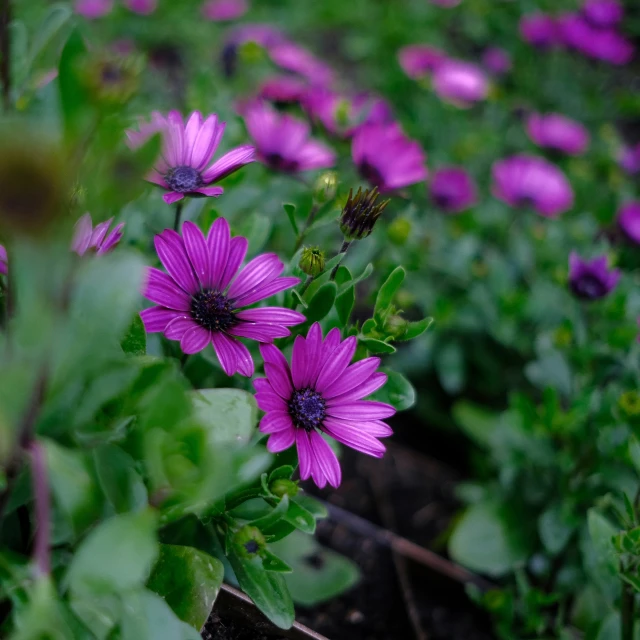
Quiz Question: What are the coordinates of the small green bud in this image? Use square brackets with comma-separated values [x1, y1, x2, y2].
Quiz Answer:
[387, 217, 411, 245]
[334, 99, 351, 128]
[270, 478, 299, 498]
[80, 52, 143, 106]
[386, 314, 407, 338]
[233, 525, 266, 558]
[619, 391, 640, 418]
[314, 171, 338, 203]
[339, 186, 390, 241]
[299, 246, 325, 277]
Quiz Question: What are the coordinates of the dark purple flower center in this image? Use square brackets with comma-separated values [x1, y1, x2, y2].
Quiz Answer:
[433, 192, 454, 210]
[288, 388, 326, 431]
[244, 540, 259, 554]
[165, 166, 204, 193]
[571, 274, 609, 300]
[190, 289, 236, 332]
[359, 161, 384, 189]
[516, 194, 537, 209]
[264, 153, 300, 173]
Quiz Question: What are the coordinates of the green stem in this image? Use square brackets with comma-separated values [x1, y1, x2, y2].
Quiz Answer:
[621, 569, 635, 640]
[0, 0, 11, 113]
[173, 201, 184, 232]
[330, 240, 352, 280]
[293, 204, 319, 253]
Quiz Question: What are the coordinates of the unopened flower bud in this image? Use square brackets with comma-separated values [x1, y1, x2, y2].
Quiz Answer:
[339, 186, 390, 241]
[314, 171, 338, 203]
[387, 217, 411, 245]
[299, 246, 325, 277]
[386, 315, 407, 338]
[233, 525, 266, 558]
[270, 478, 299, 498]
[81, 52, 142, 106]
[619, 391, 640, 419]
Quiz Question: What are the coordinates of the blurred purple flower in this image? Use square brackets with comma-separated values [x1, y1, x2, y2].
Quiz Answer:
[398, 45, 447, 79]
[519, 13, 559, 49]
[481, 47, 512, 76]
[141, 218, 303, 375]
[202, 0, 247, 20]
[568, 252, 620, 300]
[258, 75, 309, 105]
[225, 23, 285, 49]
[0, 245, 7, 276]
[123, 0, 157, 13]
[269, 42, 335, 86]
[618, 202, 640, 244]
[352, 123, 428, 193]
[75, 0, 113, 18]
[255, 322, 394, 489]
[71, 214, 124, 256]
[244, 101, 336, 173]
[432, 60, 489, 108]
[430, 167, 477, 214]
[492, 154, 574, 218]
[620, 143, 640, 174]
[582, 0, 623, 28]
[126, 110, 255, 204]
[525, 113, 590, 156]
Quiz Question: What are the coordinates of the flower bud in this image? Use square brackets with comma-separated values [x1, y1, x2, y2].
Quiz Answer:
[339, 186, 390, 241]
[387, 217, 411, 245]
[233, 525, 266, 558]
[80, 52, 143, 106]
[314, 171, 338, 203]
[270, 478, 299, 498]
[299, 246, 325, 277]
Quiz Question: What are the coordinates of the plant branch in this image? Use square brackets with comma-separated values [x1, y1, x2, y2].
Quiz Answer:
[293, 205, 319, 253]
[330, 240, 351, 280]
[29, 441, 50, 577]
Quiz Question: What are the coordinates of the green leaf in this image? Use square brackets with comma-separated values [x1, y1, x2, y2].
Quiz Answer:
[261, 550, 293, 573]
[374, 266, 405, 325]
[283, 204, 299, 235]
[147, 544, 224, 631]
[293, 495, 327, 520]
[304, 281, 337, 323]
[121, 314, 147, 356]
[58, 29, 91, 140]
[27, 4, 73, 73]
[267, 465, 294, 484]
[283, 500, 316, 535]
[452, 401, 498, 449]
[629, 438, 640, 476]
[371, 368, 415, 411]
[587, 510, 619, 584]
[434, 341, 465, 394]
[538, 505, 575, 555]
[337, 263, 373, 296]
[191, 388, 258, 446]
[359, 337, 396, 354]
[250, 495, 290, 531]
[335, 285, 355, 327]
[66, 510, 158, 595]
[93, 444, 148, 514]
[397, 317, 434, 341]
[271, 531, 359, 607]
[291, 289, 308, 309]
[525, 350, 572, 397]
[449, 502, 531, 577]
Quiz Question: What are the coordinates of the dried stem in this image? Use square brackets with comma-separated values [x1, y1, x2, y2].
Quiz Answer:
[29, 441, 50, 577]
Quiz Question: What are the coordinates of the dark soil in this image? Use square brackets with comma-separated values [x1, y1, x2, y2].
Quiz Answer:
[202, 612, 283, 640]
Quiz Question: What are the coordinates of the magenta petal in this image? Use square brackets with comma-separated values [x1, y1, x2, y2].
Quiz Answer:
[300, 322, 323, 387]
[267, 428, 296, 453]
[164, 316, 196, 340]
[309, 431, 341, 488]
[230, 338, 254, 377]
[194, 186, 224, 197]
[182, 221, 210, 287]
[255, 391, 288, 412]
[208, 217, 231, 289]
[330, 372, 388, 403]
[323, 357, 381, 399]
[264, 361, 293, 399]
[163, 192, 185, 205]
[260, 410, 294, 433]
[327, 400, 396, 420]
[140, 307, 184, 333]
[228, 323, 291, 342]
[259, 343, 290, 369]
[220, 236, 248, 291]
[211, 332, 239, 376]
[315, 336, 357, 392]
[322, 418, 386, 458]
[155, 232, 199, 294]
[253, 378, 271, 392]
[72, 213, 93, 256]
[90, 219, 112, 248]
[180, 325, 211, 354]
[143, 268, 191, 310]
[227, 253, 283, 301]
[97, 223, 124, 255]
[296, 429, 313, 480]
[183, 112, 204, 165]
[190, 113, 219, 170]
[234, 276, 299, 307]
[202, 145, 256, 183]
[290, 335, 307, 388]
[235, 307, 305, 325]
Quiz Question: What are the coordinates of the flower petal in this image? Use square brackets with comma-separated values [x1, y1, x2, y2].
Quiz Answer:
[300, 322, 323, 387]
[192, 116, 224, 171]
[230, 338, 254, 377]
[143, 268, 191, 310]
[235, 307, 305, 325]
[322, 357, 381, 399]
[163, 192, 185, 205]
[164, 316, 197, 340]
[322, 418, 386, 458]
[267, 427, 296, 453]
[234, 276, 299, 307]
[202, 145, 256, 183]
[140, 307, 184, 333]
[193, 186, 224, 197]
[326, 400, 396, 420]
[220, 236, 248, 292]
[227, 253, 283, 301]
[296, 429, 313, 480]
[290, 335, 307, 388]
[182, 221, 210, 287]
[255, 391, 288, 412]
[208, 217, 231, 290]
[211, 332, 239, 376]
[264, 361, 293, 399]
[315, 336, 357, 393]
[180, 325, 211, 354]
[71, 214, 93, 256]
[228, 323, 290, 342]
[260, 410, 294, 434]
[183, 111, 203, 165]
[154, 231, 199, 294]
[328, 372, 388, 403]
[309, 431, 341, 488]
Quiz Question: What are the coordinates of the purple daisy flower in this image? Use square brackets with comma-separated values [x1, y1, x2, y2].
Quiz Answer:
[0, 245, 7, 276]
[75, 0, 113, 18]
[620, 143, 640, 174]
[618, 202, 640, 244]
[352, 123, 428, 193]
[140, 218, 304, 376]
[432, 60, 489, 108]
[525, 113, 590, 156]
[492, 154, 574, 218]
[430, 167, 477, 214]
[258, 75, 309, 105]
[254, 323, 395, 489]
[582, 0, 623, 28]
[520, 13, 559, 49]
[481, 47, 512, 76]
[127, 110, 255, 205]
[268, 42, 335, 87]
[398, 45, 447, 79]
[71, 213, 124, 256]
[244, 101, 336, 173]
[568, 252, 620, 300]
[201, 0, 247, 21]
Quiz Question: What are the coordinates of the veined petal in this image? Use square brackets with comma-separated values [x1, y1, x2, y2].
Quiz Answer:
[143, 268, 191, 310]
[227, 253, 283, 301]
[220, 236, 248, 291]
[192, 116, 224, 171]
[193, 186, 224, 197]
[315, 336, 357, 392]
[290, 335, 307, 388]
[235, 307, 305, 325]
[180, 325, 210, 354]
[255, 391, 288, 412]
[208, 217, 231, 290]
[211, 332, 239, 376]
[264, 361, 293, 399]
[234, 276, 299, 307]
[231, 338, 254, 377]
[300, 322, 323, 387]
[163, 192, 185, 205]
[227, 323, 290, 342]
[296, 429, 313, 480]
[309, 431, 341, 488]
[140, 307, 184, 333]
[155, 231, 199, 294]
[322, 418, 386, 458]
[323, 357, 381, 399]
[182, 221, 210, 287]
[183, 111, 204, 165]
[164, 316, 197, 340]
[326, 400, 396, 420]
[90, 219, 113, 248]
[267, 428, 296, 453]
[202, 145, 256, 183]
[260, 411, 294, 434]
[328, 372, 388, 403]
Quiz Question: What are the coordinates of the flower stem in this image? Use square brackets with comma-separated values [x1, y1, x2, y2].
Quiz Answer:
[330, 240, 352, 280]
[0, 0, 11, 112]
[29, 441, 50, 577]
[621, 571, 635, 640]
[173, 201, 184, 232]
[293, 204, 319, 253]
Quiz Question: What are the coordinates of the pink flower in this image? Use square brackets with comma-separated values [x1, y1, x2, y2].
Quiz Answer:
[352, 123, 428, 192]
[268, 42, 335, 86]
[620, 143, 640, 174]
[582, 0, 623, 28]
[0, 245, 7, 276]
[258, 75, 309, 105]
[243, 101, 336, 173]
[141, 218, 304, 376]
[618, 202, 640, 244]
[481, 47, 512, 76]
[255, 323, 395, 489]
[398, 45, 447, 79]
[520, 13, 559, 49]
[525, 113, 590, 156]
[71, 214, 124, 256]
[569, 252, 620, 300]
[432, 60, 489, 108]
[202, 0, 248, 21]
[126, 110, 255, 205]
[430, 167, 477, 214]
[75, 0, 113, 18]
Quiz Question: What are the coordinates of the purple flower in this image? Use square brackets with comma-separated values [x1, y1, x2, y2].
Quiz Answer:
[225, 24, 285, 50]
[268, 42, 335, 87]
[0, 245, 7, 276]
[520, 14, 559, 49]
[254, 323, 395, 489]
[71, 214, 124, 256]
[525, 113, 590, 156]
[481, 47, 512, 76]
[620, 143, 640, 174]
[258, 75, 309, 105]
[582, 0, 623, 28]
[568, 252, 620, 300]
[618, 202, 640, 244]
[398, 45, 447, 79]
[244, 101, 336, 173]
[201, 0, 247, 20]
[492, 154, 574, 218]
[141, 218, 304, 375]
[430, 167, 477, 214]
[123, 0, 157, 13]
[352, 123, 428, 193]
[126, 110, 255, 205]
[432, 60, 489, 108]
[75, 0, 113, 18]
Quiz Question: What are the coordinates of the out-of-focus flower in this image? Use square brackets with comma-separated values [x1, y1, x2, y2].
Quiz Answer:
[352, 123, 427, 193]
[243, 101, 336, 173]
[618, 202, 640, 244]
[254, 322, 394, 489]
[201, 0, 248, 21]
[299, 247, 325, 276]
[525, 113, 590, 156]
[568, 252, 620, 300]
[430, 167, 477, 214]
[520, 13, 559, 49]
[0, 245, 7, 276]
[492, 154, 574, 218]
[123, 0, 157, 13]
[258, 75, 308, 105]
[232, 525, 265, 557]
[432, 60, 489, 108]
[268, 42, 335, 86]
[398, 45, 447, 79]
[126, 110, 255, 204]
[71, 214, 124, 256]
[620, 143, 640, 174]
[582, 0, 623, 28]
[75, 0, 113, 18]
[340, 187, 390, 240]
[221, 24, 285, 77]
[141, 218, 303, 375]
[80, 52, 142, 106]
[481, 47, 512, 76]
